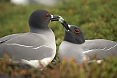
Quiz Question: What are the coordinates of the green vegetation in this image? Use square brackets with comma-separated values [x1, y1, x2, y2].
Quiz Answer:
[0, 0, 117, 78]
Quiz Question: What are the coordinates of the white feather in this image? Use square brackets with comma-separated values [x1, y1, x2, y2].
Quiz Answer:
[21, 57, 52, 69]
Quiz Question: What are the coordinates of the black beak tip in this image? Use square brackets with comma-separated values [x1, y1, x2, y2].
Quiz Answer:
[61, 21, 71, 31]
[50, 15, 60, 21]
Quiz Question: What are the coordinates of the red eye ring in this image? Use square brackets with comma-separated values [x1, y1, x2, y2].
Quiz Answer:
[45, 13, 50, 19]
[74, 28, 80, 34]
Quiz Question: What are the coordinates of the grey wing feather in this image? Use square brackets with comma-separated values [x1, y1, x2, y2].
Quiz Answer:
[0, 33, 53, 61]
[0, 34, 22, 44]
[82, 39, 117, 59]
[3, 45, 53, 61]
[0, 34, 22, 57]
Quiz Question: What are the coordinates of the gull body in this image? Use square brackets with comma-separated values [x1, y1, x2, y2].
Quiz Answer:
[58, 25, 117, 64]
[0, 10, 60, 69]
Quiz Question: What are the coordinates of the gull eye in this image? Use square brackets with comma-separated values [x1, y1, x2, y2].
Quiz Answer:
[74, 28, 80, 34]
[45, 13, 50, 19]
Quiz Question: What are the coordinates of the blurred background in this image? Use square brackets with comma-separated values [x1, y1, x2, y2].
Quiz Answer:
[0, 0, 117, 53]
[10, 0, 59, 6]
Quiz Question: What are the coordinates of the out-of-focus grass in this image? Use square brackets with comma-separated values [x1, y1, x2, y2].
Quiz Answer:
[0, 54, 117, 78]
[0, 0, 117, 77]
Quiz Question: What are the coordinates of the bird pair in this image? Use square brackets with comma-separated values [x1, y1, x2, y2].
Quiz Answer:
[0, 10, 117, 69]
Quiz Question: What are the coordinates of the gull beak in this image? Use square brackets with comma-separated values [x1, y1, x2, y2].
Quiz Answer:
[50, 15, 60, 21]
[50, 15, 71, 31]
[58, 16, 71, 31]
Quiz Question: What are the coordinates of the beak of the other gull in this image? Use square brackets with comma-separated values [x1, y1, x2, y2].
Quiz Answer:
[50, 15, 71, 31]
[50, 15, 60, 21]
[58, 16, 71, 31]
